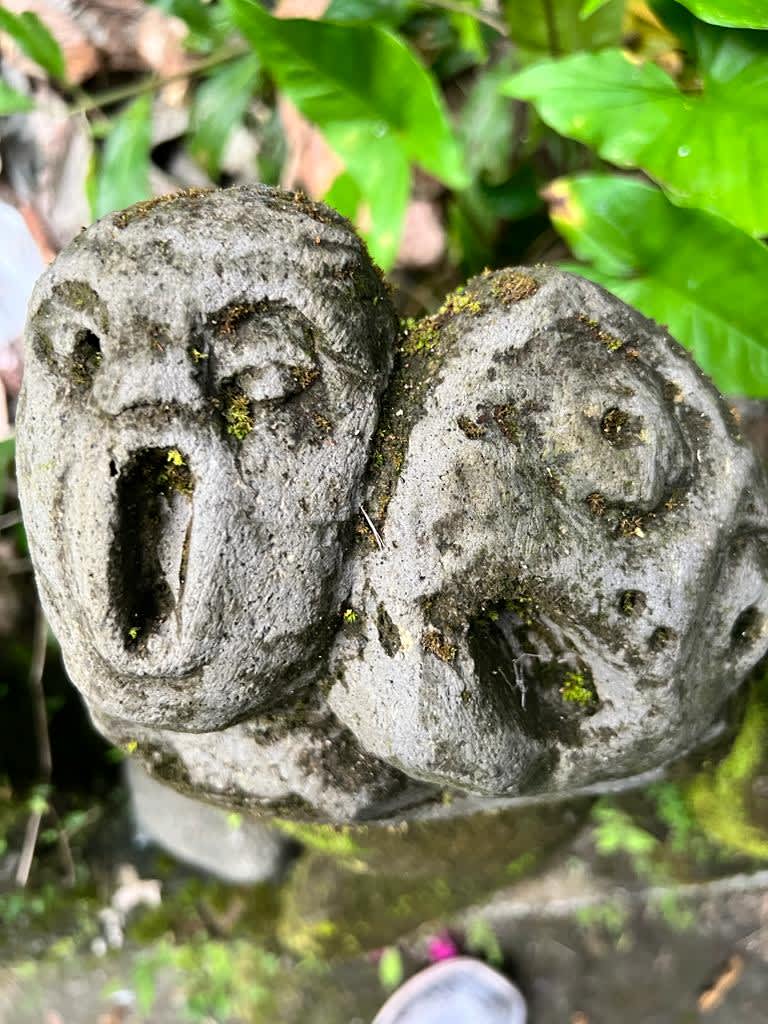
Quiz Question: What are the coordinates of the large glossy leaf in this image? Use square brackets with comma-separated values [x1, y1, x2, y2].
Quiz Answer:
[225, 0, 467, 188]
[501, 0, 623, 56]
[95, 96, 153, 219]
[503, 37, 768, 235]
[323, 123, 410, 267]
[0, 81, 33, 115]
[546, 174, 768, 397]
[672, 0, 768, 29]
[189, 55, 260, 176]
[0, 7, 65, 79]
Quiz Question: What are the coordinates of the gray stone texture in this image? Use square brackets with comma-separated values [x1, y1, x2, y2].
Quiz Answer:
[16, 187, 768, 823]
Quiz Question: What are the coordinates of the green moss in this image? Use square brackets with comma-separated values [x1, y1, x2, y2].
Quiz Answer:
[223, 389, 254, 441]
[492, 404, 518, 442]
[560, 670, 597, 706]
[586, 491, 607, 517]
[290, 365, 321, 390]
[273, 820, 366, 859]
[619, 590, 646, 617]
[112, 187, 213, 229]
[457, 415, 486, 439]
[53, 281, 109, 333]
[577, 313, 624, 352]
[342, 609, 358, 624]
[687, 672, 768, 859]
[490, 269, 539, 305]
[421, 629, 457, 663]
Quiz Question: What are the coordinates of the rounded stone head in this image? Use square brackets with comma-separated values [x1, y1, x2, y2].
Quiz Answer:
[17, 186, 396, 732]
[329, 267, 768, 798]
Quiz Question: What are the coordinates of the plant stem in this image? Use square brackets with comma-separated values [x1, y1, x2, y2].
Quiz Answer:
[69, 44, 250, 117]
[423, 0, 508, 36]
[540, 0, 560, 55]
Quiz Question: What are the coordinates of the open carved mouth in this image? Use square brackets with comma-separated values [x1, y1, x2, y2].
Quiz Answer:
[108, 447, 194, 651]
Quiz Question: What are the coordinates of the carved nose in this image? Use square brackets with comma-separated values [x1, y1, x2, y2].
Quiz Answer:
[108, 447, 195, 651]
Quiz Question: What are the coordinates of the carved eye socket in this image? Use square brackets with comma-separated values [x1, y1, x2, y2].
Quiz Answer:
[731, 606, 765, 648]
[71, 329, 102, 387]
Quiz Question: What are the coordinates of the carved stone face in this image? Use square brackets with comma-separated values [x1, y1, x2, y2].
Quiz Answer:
[17, 187, 395, 731]
[329, 267, 768, 797]
[16, 191, 768, 822]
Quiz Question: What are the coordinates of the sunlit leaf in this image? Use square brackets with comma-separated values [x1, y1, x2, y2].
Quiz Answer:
[503, 35, 768, 235]
[671, 0, 768, 29]
[189, 54, 260, 176]
[323, 122, 410, 267]
[94, 96, 153, 219]
[324, 170, 362, 221]
[0, 81, 33, 115]
[0, 8, 65, 80]
[579, 0, 614, 16]
[225, 0, 468, 188]
[546, 174, 768, 397]
[378, 946, 404, 990]
[501, 0, 623, 56]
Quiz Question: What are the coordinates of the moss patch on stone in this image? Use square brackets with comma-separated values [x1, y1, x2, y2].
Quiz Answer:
[113, 187, 214, 229]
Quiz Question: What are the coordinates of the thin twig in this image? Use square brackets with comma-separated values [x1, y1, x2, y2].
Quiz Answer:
[359, 505, 385, 551]
[15, 603, 51, 887]
[15, 809, 43, 887]
[423, 0, 508, 35]
[0, 510, 21, 531]
[69, 45, 250, 116]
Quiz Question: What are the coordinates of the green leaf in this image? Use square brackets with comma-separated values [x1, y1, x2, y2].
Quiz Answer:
[324, 0, 415, 23]
[579, 0, 614, 16]
[501, 0, 623, 57]
[324, 170, 362, 221]
[378, 946, 404, 990]
[0, 8, 65, 80]
[225, 0, 468, 188]
[94, 96, 153, 219]
[189, 54, 261, 176]
[0, 81, 33, 115]
[546, 174, 768, 397]
[671, 0, 768, 29]
[323, 122, 410, 266]
[459, 56, 517, 182]
[0, 439, 14, 508]
[503, 39, 768, 235]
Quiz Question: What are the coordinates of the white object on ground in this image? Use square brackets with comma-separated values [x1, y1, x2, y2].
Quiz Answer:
[372, 958, 527, 1024]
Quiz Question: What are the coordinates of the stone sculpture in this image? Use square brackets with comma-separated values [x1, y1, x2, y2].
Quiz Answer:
[16, 185, 768, 822]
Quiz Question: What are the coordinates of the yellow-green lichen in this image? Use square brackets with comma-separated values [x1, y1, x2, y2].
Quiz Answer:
[560, 671, 596, 706]
[224, 391, 254, 441]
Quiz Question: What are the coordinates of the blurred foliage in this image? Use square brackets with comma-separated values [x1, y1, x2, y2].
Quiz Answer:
[0, 0, 763, 391]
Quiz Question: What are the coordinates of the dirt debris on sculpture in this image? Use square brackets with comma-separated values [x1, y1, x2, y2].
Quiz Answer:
[16, 186, 768, 822]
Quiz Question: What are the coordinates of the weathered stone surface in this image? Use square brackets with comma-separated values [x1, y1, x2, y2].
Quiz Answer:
[328, 267, 768, 798]
[17, 186, 396, 733]
[16, 187, 768, 823]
